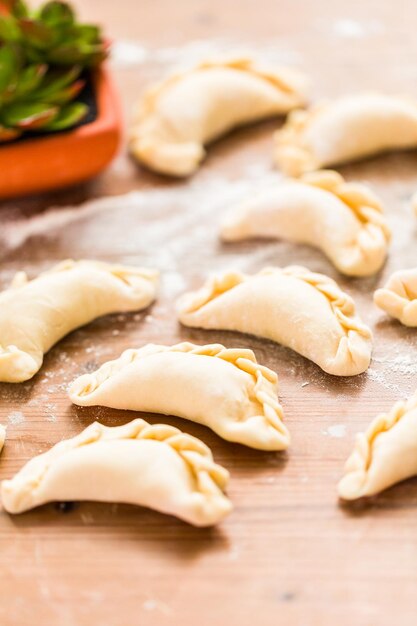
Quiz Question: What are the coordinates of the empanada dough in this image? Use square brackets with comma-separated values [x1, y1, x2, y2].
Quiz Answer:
[1, 419, 232, 526]
[130, 57, 307, 177]
[221, 170, 390, 277]
[0, 425, 5, 455]
[0, 260, 158, 383]
[274, 93, 417, 176]
[338, 394, 417, 500]
[177, 266, 372, 376]
[374, 268, 417, 326]
[69, 342, 289, 451]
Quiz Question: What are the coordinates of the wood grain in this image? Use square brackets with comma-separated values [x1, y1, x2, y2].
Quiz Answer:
[1, 1, 417, 624]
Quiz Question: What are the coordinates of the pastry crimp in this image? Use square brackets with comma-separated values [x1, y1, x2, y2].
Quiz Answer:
[0, 260, 158, 383]
[338, 394, 417, 500]
[69, 342, 290, 451]
[374, 268, 417, 326]
[274, 93, 417, 176]
[130, 57, 308, 177]
[221, 170, 390, 277]
[177, 266, 372, 377]
[1, 419, 232, 526]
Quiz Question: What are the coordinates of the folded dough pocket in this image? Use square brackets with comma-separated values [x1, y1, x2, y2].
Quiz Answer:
[1, 419, 232, 527]
[69, 342, 289, 451]
[338, 394, 417, 500]
[0, 260, 158, 383]
[274, 93, 417, 176]
[220, 170, 390, 277]
[130, 57, 308, 177]
[177, 267, 372, 377]
[374, 268, 417, 326]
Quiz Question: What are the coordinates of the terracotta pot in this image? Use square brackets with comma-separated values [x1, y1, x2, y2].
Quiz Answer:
[0, 66, 122, 199]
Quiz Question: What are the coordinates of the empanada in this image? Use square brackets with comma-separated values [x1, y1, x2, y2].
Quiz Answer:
[374, 268, 417, 326]
[69, 342, 289, 451]
[338, 394, 417, 500]
[130, 57, 307, 177]
[274, 93, 417, 176]
[221, 170, 390, 277]
[177, 266, 372, 377]
[0, 425, 5, 455]
[0, 260, 158, 383]
[1, 419, 232, 526]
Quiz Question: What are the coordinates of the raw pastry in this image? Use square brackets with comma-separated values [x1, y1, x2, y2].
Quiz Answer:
[374, 268, 417, 326]
[0, 425, 5, 455]
[221, 170, 390, 277]
[338, 394, 417, 500]
[177, 266, 372, 376]
[130, 57, 307, 177]
[1, 419, 232, 526]
[69, 342, 289, 451]
[274, 93, 417, 176]
[0, 260, 158, 383]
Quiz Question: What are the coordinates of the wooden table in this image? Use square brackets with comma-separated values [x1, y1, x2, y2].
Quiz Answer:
[1, 1, 417, 624]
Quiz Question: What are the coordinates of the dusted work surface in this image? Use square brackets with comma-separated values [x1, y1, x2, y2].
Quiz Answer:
[1, 0, 417, 624]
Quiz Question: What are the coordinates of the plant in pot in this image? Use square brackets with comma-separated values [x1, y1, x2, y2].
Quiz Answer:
[0, 0, 121, 198]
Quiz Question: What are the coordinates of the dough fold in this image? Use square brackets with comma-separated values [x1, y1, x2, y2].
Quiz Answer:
[221, 170, 390, 276]
[274, 93, 417, 176]
[130, 57, 307, 176]
[177, 266, 372, 376]
[0, 260, 158, 383]
[1, 419, 232, 526]
[374, 268, 417, 326]
[69, 342, 289, 451]
[338, 394, 417, 500]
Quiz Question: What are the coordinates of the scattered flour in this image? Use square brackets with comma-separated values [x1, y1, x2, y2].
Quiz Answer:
[318, 18, 385, 39]
[8, 411, 25, 425]
[322, 424, 347, 439]
[111, 37, 302, 70]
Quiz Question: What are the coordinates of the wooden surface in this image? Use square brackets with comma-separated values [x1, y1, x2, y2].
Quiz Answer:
[2, 1, 417, 624]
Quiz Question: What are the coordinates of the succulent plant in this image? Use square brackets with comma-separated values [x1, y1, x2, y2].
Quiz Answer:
[0, 0, 108, 142]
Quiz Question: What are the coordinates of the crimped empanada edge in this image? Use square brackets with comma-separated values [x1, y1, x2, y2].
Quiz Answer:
[1, 419, 231, 514]
[337, 394, 417, 500]
[69, 342, 289, 445]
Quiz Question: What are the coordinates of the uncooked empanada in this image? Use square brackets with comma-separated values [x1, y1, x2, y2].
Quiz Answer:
[338, 394, 417, 500]
[0, 260, 158, 383]
[221, 170, 390, 277]
[374, 268, 417, 326]
[130, 57, 307, 177]
[1, 419, 232, 526]
[177, 266, 372, 376]
[69, 342, 289, 451]
[0, 425, 5, 455]
[274, 93, 417, 176]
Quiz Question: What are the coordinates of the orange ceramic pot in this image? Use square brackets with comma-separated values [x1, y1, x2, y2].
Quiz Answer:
[0, 66, 122, 199]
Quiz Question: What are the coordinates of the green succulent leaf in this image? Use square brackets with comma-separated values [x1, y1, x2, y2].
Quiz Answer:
[18, 18, 58, 50]
[45, 41, 100, 65]
[0, 15, 22, 41]
[39, 1, 74, 28]
[1, 0, 29, 19]
[14, 62, 47, 98]
[0, 43, 21, 102]
[42, 100, 87, 130]
[1, 100, 58, 128]
[39, 77, 84, 104]
[30, 64, 81, 99]
[71, 24, 101, 44]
